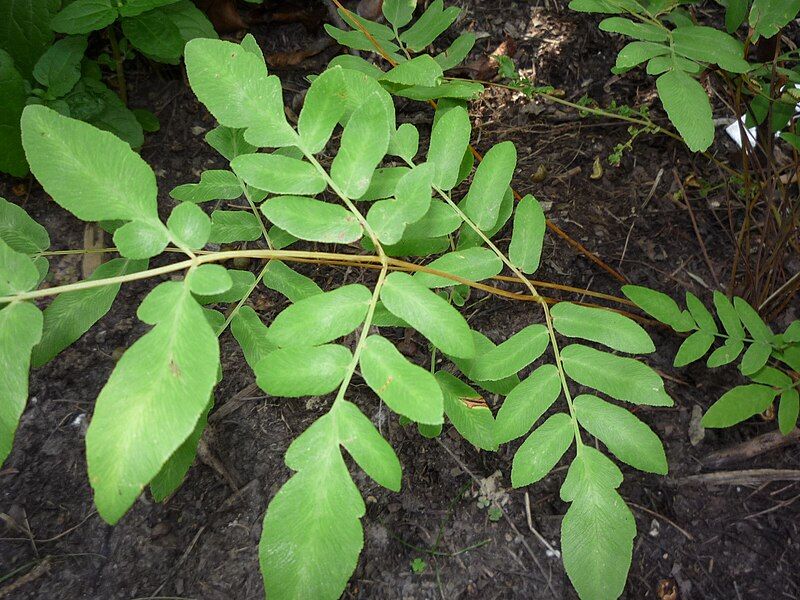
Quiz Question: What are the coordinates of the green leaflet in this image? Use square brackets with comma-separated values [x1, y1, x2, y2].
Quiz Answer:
[380, 272, 474, 359]
[256, 344, 352, 397]
[261, 196, 363, 244]
[231, 306, 276, 370]
[413, 247, 502, 288]
[184, 38, 296, 148]
[32, 258, 147, 367]
[0, 302, 43, 466]
[150, 394, 212, 502]
[673, 330, 715, 367]
[656, 69, 714, 152]
[427, 103, 471, 190]
[574, 394, 667, 474]
[462, 141, 516, 231]
[495, 364, 561, 445]
[400, 0, 459, 52]
[551, 302, 655, 354]
[508, 194, 546, 274]
[0, 197, 50, 255]
[470, 324, 549, 381]
[561, 344, 673, 406]
[232, 154, 327, 195]
[267, 284, 372, 347]
[262, 261, 322, 303]
[86, 281, 219, 523]
[702, 384, 778, 428]
[511, 412, 574, 487]
[208, 210, 262, 243]
[170, 170, 243, 203]
[360, 335, 444, 425]
[560, 446, 635, 600]
[21, 105, 159, 222]
[330, 91, 393, 199]
[436, 371, 496, 451]
[621, 285, 695, 332]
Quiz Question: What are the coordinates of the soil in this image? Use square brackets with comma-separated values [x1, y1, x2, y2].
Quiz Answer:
[2, 1, 799, 599]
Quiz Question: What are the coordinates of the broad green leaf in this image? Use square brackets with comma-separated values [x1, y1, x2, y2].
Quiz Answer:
[702, 384, 777, 428]
[331, 92, 393, 199]
[685, 292, 717, 334]
[656, 69, 714, 152]
[428, 103, 471, 190]
[739, 341, 772, 376]
[560, 446, 635, 600]
[86, 282, 219, 523]
[267, 284, 372, 347]
[205, 126, 257, 160]
[0, 302, 43, 465]
[113, 219, 169, 259]
[672, 25, 750, 73]
[0, 198, 50, 255]
[388, 123, 419, 161]
[167, 202, 211, 249]
[194, 269, 255, 304]
[621, 284, 695, 332]
[706, 338, 744, 368]
[599, 17, 668, 41]
[334, 400, 402, 491]
[0, 51, 27, 177]
[21, 105, 158, 221]
[187, 264, 232, 296]
[170, 170, 243, 203]
[260, 416, 364, 600]
[470, 324, 549, 381]
[733, 296, 773, 341]
[33, 36, 88, 98]
[366, 163, 433, 244]
[382, 55, 443, 88]
[150, 395, 211, 502]
[121, 12, 184, 63]
[750, 0, 800, 38]
[184, 38, 296, 148]
[262, 261, 322, 303]
[383, 0, 416, 27]
[509, 194, 546, 274]
[713, 291, 744, 339]
[32, 259, 147, 366]
[561, 344, 673, 406]
[208, 210, 262, 243]
[674, 330, 715, 367]
[463, 141, 516, 230]
[400, 0, 460, 52]
[0, 240, 39, 295]
[613, 41, 669, 72]
[450, 330, 520, 395]
[380, 272, 474, 358]
[435, 32, 476, 71]
[413, 247, 502, 288]
[0, 0, 58, 79]
[360, 335, 444, 425]
[574, 394, 667, 474]
[231, 306, 276, 369]
[261, 196, 363, 244]
[51, 0, 117, 35]
[495, 364, 561, 444]
[436, 371, 496, 451]
[778, 388, 799, 435]
[511, 413, 574, 487]
[552, 302, 655, 354]
[256, 344, 351, 397]
[231, 154, 326, 195]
